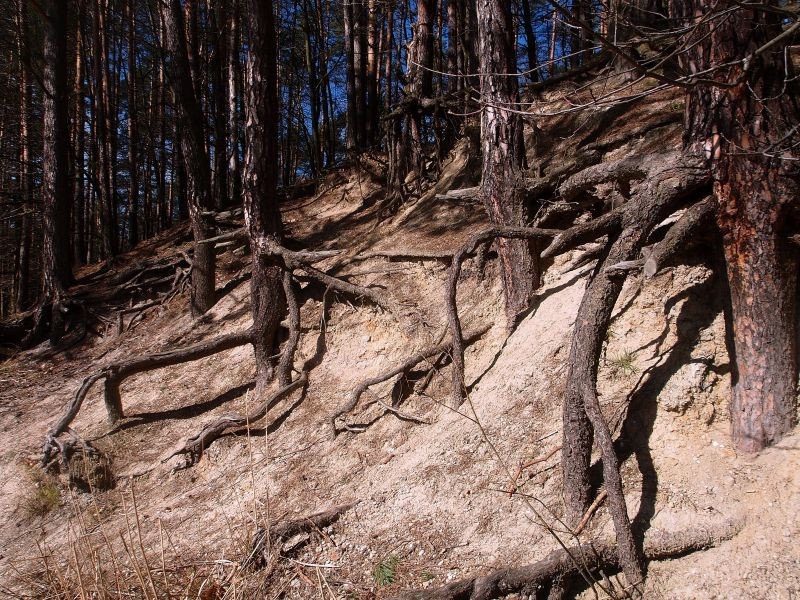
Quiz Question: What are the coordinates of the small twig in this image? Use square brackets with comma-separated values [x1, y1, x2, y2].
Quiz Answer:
[575, 489, 608, 536]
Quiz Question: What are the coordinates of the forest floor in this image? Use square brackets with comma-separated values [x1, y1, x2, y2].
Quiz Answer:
[1, 79, 799, 599]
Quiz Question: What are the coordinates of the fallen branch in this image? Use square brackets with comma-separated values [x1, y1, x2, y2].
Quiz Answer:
[446, 226, 560, 407]
[390, 518, 744, 599]
[330, 323, 493, 434]
[42, 330, 253, 464]
[246, 502, 358, 568]
[163, 372, 308, 464]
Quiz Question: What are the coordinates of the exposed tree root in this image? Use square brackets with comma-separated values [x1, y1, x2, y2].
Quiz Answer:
[116, 300, 162, 335]
[390, 518, 744, 600]
[446, 226, 560, 407]
[245, 502, 358, 568]
[330, 323, 493, 435]
[163, 372, 308, 465]
[605, 197, 714, 277]
[42, 330, 253, 465]
[277, 271, 301, 386]
[560, 154, 710, 583]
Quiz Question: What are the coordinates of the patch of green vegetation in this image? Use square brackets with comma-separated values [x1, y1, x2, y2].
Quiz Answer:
[420, 571, 435, 582]
[24, 469, 61, 516]
[373, 554, 400, 586]
[607, 350, 638, 379]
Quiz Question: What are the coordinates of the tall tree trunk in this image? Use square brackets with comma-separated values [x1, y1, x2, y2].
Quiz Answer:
[520, 0, 539, 81]
[244, 0, 285, 392]
[211, 0, 229, 209]
[365, 0, 381, 146]
[353, 0, 368, 149]
[73, 17, 87, 267]
[228, 0, 242, 206]
[676, 0, 799, 452]
[343, 0, 357, 152]
[93, 0, 117, 258]
[14, 0, 32, 312]
[42, 0, 74, 312]
[127, 0, 139, 248]
[302, 0, 322, 175]
[476, 0, 537, 327]
[162, 0, 217, 316]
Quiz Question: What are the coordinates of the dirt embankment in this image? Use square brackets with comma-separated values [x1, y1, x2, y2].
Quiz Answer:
[1, 85, 798, 599]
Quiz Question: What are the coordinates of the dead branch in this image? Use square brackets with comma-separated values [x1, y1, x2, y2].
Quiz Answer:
[446, 226, 560, 407]
[506, 446, 562, 497]
[390, 518, 744, 600]
[603, 198, 714, 276]
[42, 330, 254, 464]
[116, 300, 161, 335]
[291, 261, 395, 311]
[561, 154, 710, 584]
[246, 502, 358, 568]
[277, 271, 301, 386]
[195, 227, 247, 246]
[541, 205, 627, 259]
[574, 489, 608, 536]
[330, 323, 493, 434]
[435, 186, 480, 201]
[163, 372, 308, 464]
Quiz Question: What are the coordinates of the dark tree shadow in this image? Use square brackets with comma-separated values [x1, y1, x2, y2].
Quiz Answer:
[628, 273, 723, 530]
[568, 267, 724, 597]
[107, 381, 256, 434]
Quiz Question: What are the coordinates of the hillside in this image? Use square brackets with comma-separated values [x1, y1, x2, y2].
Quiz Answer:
[1, 82, 799, 600]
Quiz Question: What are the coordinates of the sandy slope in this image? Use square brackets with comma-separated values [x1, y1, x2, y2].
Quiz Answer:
[1, 91, 798, 599]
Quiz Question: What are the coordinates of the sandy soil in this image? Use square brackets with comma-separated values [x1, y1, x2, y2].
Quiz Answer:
[1, 85, 798, 600]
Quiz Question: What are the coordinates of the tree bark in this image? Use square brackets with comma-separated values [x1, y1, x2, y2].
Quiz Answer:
[93, 0, 117, 258]
[126, 0, 139, 248]
[476, 0, 536, 327]
[211, 0, 229, 210]
[676, 0, 799, 452]
[162, 0, 217, 316]
[14, 0, 33, 312]
[244, 0, 286, 393]
[42, 0, 74, 302]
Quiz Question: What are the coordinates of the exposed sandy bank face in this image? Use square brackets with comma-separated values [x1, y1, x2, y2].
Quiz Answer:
[1, 92, 798, 599]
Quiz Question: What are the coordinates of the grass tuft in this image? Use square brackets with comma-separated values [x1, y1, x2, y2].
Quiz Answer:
[373, 554, 400, 586]
[23, 468, 61, 517]
[607, 350, 638, 379]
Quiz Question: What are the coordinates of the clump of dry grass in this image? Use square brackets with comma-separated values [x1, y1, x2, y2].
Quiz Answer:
[22, 466, 61, 517]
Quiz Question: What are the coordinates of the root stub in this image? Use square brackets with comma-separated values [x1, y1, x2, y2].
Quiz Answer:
[390, 519, 744, 600]
[245, 502, 358, 568]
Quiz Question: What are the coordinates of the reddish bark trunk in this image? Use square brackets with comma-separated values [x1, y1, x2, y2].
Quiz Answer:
[244, 0, 285, 392]
[476, 0, 537, 326]
[677, 0, 799, 451]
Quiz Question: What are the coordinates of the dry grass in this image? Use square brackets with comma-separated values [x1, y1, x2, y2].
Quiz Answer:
[22, 466, 61, 517]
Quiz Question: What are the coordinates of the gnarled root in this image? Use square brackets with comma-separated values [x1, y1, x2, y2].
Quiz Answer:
[163, 372, 308, 466]
[42, 330, 253, 465]
[244, 501, 358, 568]
[390, 518, 744, 600]
[330, 324, 492, 435]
